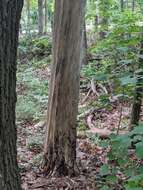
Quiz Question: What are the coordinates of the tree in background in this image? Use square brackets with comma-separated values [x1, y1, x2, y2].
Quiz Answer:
[26, 0, 31, 34]
[130, 35, 143, 129]
[42, 0, 85, 176]
[38, 0, 44, 35]
[121, 0, 124, 11]
[0, 0, 23, 189]
[44, 0, 48, 33]
[99, 0, 110, 39]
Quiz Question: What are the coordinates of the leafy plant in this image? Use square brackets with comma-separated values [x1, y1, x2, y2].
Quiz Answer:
[97, 124, 143, 189]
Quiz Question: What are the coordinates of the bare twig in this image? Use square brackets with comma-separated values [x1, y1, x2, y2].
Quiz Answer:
[78, 107, 95, 119]
[98, 83, 108, 94]
[117, 88, 124, 135]
[91, 79, 99, 96]
[117, 103, 123, 135]
[81, 88, 92, 104]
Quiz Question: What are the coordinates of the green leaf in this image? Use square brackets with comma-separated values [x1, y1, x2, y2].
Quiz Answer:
[137, 54, 143, 59]
[119, 76, 137, 86]
[118, 59, 133, 65]
[106, 175, 118, 183]
[100, 141, 109, 148]
[100, 185, 110, 190]
[125, 186, 143, 190]
[137, 166, 143, 174]
[126, 174, 143, 189]
[129, 125, 143, 136]
[100, 164, 110, 176]
[116, 47, 129, 52]
[136, 142, 143, 159]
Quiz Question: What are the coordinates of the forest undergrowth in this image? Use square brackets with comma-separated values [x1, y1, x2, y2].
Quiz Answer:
[17, 36, 143, 190]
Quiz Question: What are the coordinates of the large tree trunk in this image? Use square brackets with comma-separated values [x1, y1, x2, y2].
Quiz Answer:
[0, 1, 23, 190]
[42, 0, 85, 177]
[82, 20, 88, 65]
[38, 0, 44, 35]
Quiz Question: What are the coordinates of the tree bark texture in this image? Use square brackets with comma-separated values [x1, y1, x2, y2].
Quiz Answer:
[132, 0, 135, 12]
[26, 0, 30, 34]
[43, 0, 85, 177]
[130, 39, 143, 130]
[0, 1, 23, 189]
[99, 0, 109, 39]
[121, 0, 124, 11]
[38, 0, 44, 35]
[82, 20, 88, 65]
[44, 0, 48, 33]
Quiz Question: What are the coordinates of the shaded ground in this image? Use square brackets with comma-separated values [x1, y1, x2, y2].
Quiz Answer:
[17, 45, 136, 190]
[18, 113, 127, 190]
[18, 119, 108, 190]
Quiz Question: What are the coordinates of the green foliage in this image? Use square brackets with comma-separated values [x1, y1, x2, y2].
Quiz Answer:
[16, 62, 48, 121]
[18, 36, 52, 60]
[78, 121, 87, 131]
[100, 164, 110, 176]
[16, 95, 42, 121]
[27, 135, 43, 152]
[97, 124, 143, 189]
[83, 3, 143, 105]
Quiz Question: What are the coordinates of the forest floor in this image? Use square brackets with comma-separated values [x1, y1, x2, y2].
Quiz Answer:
[18, 103, 131, 190]
[17, 63, 132, 190]
[17, 37, 143, 190]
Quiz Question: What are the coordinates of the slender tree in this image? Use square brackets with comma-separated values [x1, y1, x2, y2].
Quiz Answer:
[95, 0, 99, 33]
[0, 0, 23, 189]
[99, 0, 110, 39]
[44, 0, 48, 33]
[130, 39, 143, 130]
[26, 0, 30, 34]
[121, 0, 124, 12]
[38, 0, 44, 35]
[132, 0, 135, 12]
[42, 0, 85, 176]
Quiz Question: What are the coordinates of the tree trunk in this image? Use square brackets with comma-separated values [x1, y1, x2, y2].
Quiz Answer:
[0, 1, 23, 190]
[26, 0, 30, 34]
[38, 0, 44, 35]
[130, 40, 143, 130]
[81, 0, 87, 66]
[95, 0, 99, 33]
[82, 20, 88, 65]
[42, 0, 85, 177]
[44, 0, 48, 34]
[121, 0, 124, 12]
[99, 0, 109, 39]
[132, 0, 135, 12]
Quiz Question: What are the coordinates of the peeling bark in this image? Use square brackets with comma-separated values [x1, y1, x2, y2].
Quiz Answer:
[43, 0, 85, 177]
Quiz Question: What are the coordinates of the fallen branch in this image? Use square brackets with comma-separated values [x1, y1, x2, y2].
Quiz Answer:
[117, 103, 123, 135]
[91, 79, 99, 97]
[78, 107, 95, 119]
[81, 88, 92, 104]
[98, 83, 108, 94]
[117, 88, 124, 135]
[86, 114, 111, 138]
[86, 114, 127, 138]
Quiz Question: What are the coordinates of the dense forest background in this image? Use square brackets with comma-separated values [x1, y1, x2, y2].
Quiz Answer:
[1, 0, 143, 190]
